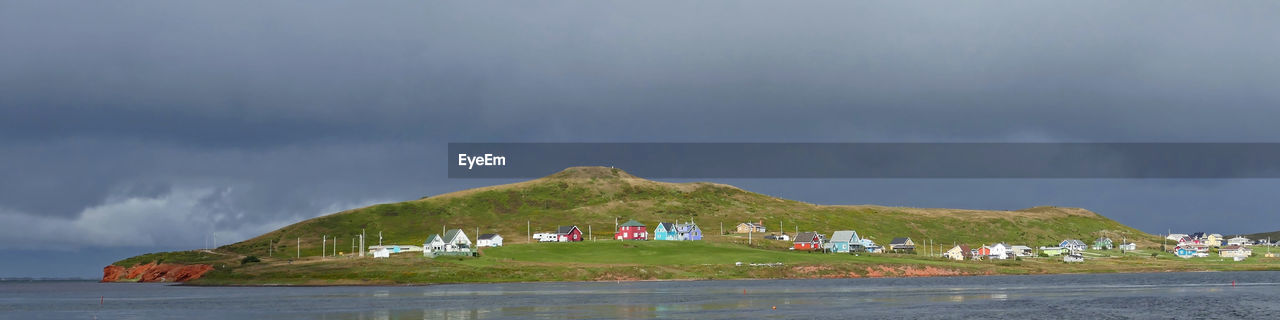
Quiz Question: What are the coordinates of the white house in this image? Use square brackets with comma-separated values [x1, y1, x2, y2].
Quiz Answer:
[441, 229, 471, 252]
[1227, 236, 1251, 247]
[1119, 243, 1137, 251]
[988, 243, 1010, 260]
[477, 233, 503, 247]
[424, 234, 446, 254]
[1166, 233, 1188, 241]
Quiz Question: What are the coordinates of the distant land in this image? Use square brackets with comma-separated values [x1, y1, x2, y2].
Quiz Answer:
[103, 167, 1280, 285]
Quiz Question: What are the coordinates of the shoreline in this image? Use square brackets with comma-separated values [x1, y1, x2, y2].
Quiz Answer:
[172, 267, 1279, 287]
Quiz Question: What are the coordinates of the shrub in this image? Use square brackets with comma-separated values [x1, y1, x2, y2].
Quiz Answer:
[1150, 253, 1159, 258]
[240, 256, 260, 264]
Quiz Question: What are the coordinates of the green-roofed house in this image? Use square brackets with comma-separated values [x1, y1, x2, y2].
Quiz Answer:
[615, 219, 648, 240]
[423, 234, 445, 254]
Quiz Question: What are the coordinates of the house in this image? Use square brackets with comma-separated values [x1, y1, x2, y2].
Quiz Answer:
[1227, 236, 1251, 247]
[477, 234, 503, 247]
[675, 222, 703, 240]
[1009, 245, 1034, 257]
[654, 223, 679, 241]
[1118, 242, 1137, 251]
[793, 231, 825, 251]
[826, 230, 860, 253]
[1039, 246, 1064, 257]
[1206, 234, 1224, 247]
[1092, 237, 1113, 250]
[441, 229, 472, 252]
[424, 234, 446, 253]
[736, 221, 767, 233]
[1175, 246, 1197, 258]
[859, 239, 883, 253]
[987, 243, 1011, 260]
[1060, 239, 1087, 252]
[615, 219, 647, 240]
[764, 234, 790, 241]
[943, 245, 972, 261]
[556, 226, 583, 242]
[1220, 245, 1252, 258]
[533, 232, 559, 242]
[889, 237, 916, 253]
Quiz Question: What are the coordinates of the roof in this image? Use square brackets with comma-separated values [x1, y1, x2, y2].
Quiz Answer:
[657, 222, 675, 231]
[794, 232, 820, 243]
[478, 233, 499, 240]
[556, 226, 579, 234]
[619, 219, 646, 228]
[424, 234, 442, 244]
[739, 222, 764, 227]
[952, 245, 971, 252]
[890, 237, 912, 245]
[1010, 245, 1032, 250]
[1062, 239, 1086, 246]
[443, 229, 466, 243]
[829, 231, 858, 243]
[1096, 237, 1112, 242]
[1221, 245, 1246, 251]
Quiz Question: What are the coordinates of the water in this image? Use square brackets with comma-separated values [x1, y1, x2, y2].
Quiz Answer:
[3, 272, 1279, 319]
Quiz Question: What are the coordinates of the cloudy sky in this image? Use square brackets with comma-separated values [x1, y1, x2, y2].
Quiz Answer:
[3, 1, 1280, 277]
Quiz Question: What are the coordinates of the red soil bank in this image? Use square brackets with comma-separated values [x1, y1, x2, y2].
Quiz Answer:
[102, 262, 213, 283]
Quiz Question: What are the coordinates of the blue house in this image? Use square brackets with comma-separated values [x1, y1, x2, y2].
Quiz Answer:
[675, 222, 702, 240]
[654, 222, 679, 241]
[826, 230, 860, 253]
[1175, 246, 1196, 258]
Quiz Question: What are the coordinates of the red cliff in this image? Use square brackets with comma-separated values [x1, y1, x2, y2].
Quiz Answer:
[102, 262, 214, 283]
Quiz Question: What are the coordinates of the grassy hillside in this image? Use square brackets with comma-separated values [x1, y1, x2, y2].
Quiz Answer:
[179, 166, 1160, 262]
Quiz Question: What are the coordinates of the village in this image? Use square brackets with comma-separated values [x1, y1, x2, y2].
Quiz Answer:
[353, 219, 1279, 264]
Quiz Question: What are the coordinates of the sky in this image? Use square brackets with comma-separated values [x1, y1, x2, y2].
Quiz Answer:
[2, 1, 1280, 278]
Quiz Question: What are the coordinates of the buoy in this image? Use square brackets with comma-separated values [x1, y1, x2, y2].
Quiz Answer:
[100, 296, 103, 305]
[772, 306, 777, 310]
[1232, 280, 1236, 287]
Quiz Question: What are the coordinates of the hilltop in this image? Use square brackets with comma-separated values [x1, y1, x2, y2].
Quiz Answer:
[106, 166, 1218, 284]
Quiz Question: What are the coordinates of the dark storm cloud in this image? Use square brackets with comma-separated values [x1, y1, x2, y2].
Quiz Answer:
[2, 1, 1280, 276]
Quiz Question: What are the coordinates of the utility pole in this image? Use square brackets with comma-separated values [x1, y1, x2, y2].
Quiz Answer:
[360, 229, 366, 257]
[527, 220, 531, 243]
[379, 231, 383, 247]
[322, 235, 327, 260]
[589, 225, 592, 241]
[269, 240, 273, 257]
[296, 237, 300, 259]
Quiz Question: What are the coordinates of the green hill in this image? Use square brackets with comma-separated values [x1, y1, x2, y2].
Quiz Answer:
[196, 166, 1158, 260]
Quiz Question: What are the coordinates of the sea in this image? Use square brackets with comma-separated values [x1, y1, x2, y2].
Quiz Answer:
[2, 271, 1279, 319]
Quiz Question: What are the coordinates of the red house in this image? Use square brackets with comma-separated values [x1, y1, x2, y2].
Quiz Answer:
[793, 231, 825, 251]
[976, 246, 991, 257]
[615, 219, 647, 240]
[557, 225, 583, 242]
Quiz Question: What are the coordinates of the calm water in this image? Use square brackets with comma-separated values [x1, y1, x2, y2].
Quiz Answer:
[3, 272, 1279, 319]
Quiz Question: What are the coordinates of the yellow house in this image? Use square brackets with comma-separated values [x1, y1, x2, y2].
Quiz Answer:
[1206, 234, 1224, 246]
[943, 245, 972, 261]
[736, 222, 766, 233]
